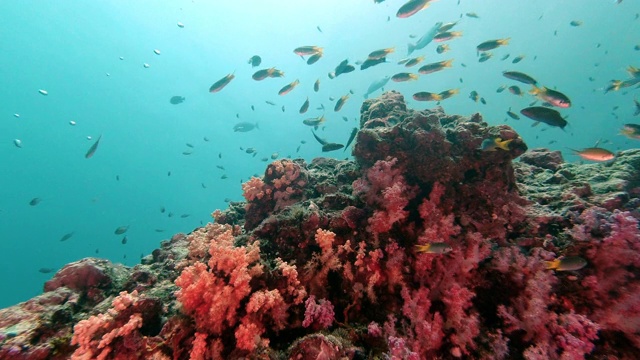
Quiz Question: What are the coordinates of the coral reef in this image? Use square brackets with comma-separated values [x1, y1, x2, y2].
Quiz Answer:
[1, 91, 639, 359]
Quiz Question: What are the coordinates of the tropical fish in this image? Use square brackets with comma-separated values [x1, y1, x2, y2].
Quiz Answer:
[496, 85, 507, 93]
[330, 59, 355, 78]
[248, 55, 261, 67]
[121, 236, 128, 244]
[477, 38, 510, 53]
[604, 79, 637, 93]
[307, 53, 322, 65]
[233, 122, 258, 132]
[364, 76, 390, 99]
[85, 135, 102, 159]
[634, 99, 640, 116]
[391, 72, 419, 82]
[209, 73, 235, 93]
[433, 31, 463, 42]
[334, 95, 350, 112]
[436, 44, 450, 54]
[502, 71, 538, 85]
[299, 98, 310, 114]
[620, 123, 640, 139]
[29, 197, 42, 206]
[438, 89, 459, 100]
[311, 130, 343, 152]
[322, 143, 344, 152]
[404, 56, 425, 67]
[569, 147, 615, 162]
[396, 0, 433, 18]
[508, 85, 523, 96]
[480, 137, 513, 151]
[344, 127, 358, 152]
[314, 79, 320, 92]
[506, 108, 520, 120]
[368, 47, 394, 60]
[360, 57, 387, 70]
[294, 46, 323, 56]
[545, 256, 587, 271]
[59, 232, 75, 242]
[530, 86, 571, 108]
[13, 139, 22, 148]
[415, 242, 452, 254]
[478, 52, 492, 62]
[413, 91, 442, 101]
[407, 22, 442, 55]
[418, 59, 453, 74]
[570, 20, 583, 27]
[466, 12, 480, 18]
[303, 115, 325, 127]
[169, 96, 185, 104]
[114, 225, 129, 235]
[469, 91, 479, 102]
[520, 106, 568, 129]
[278, 79, 300, 95]
[438, 21, 459, 33]
[252, 67, 284, 81]
[39, 268, 55, 274]
[512, 55, 525, 63]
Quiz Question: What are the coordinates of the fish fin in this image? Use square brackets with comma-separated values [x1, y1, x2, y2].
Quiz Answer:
[544, 259, 559, 270]
[415, 244, 432, 253]
[311, 130, 328, 145]
[497, 139, 514, 151]
[407, 42, 415, 55]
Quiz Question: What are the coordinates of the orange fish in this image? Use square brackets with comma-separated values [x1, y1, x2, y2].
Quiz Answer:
[569, 147, 615, 162]
[368, 47, 395, 60]
[413, 91, 442, 101]
[396, 0, 433, 18]
[415, 242, 452, 254]
[334, 94, 350, 112]
[278, 79, 300, 96]
[418, 59, 453, 74]
[209, 73, 235, 93]
[391, 72, 419, 82]
[294, 46, 323, 56]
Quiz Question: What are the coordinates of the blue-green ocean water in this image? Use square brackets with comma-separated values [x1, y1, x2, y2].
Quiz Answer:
[1, 1, 638, 308]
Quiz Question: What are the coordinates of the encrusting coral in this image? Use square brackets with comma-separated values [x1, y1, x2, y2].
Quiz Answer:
[1, 91, 639, 359]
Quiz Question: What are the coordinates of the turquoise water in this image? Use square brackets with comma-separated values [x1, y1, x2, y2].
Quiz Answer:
[0, 0, 638, 307]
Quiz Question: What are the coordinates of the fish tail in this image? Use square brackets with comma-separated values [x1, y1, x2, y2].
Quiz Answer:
[529, 85, 542, 95]
[414, 244, 431, 253]
[544, 260, 558, 270]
